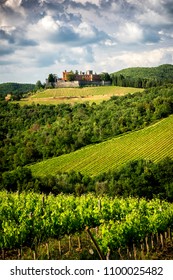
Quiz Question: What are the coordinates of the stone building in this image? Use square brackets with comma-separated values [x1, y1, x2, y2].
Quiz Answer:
[62, 70, 101, 82]
[46, 70, 111, 88]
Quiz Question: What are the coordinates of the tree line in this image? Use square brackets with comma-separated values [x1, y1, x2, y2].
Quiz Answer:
[1, 157, 173, 202]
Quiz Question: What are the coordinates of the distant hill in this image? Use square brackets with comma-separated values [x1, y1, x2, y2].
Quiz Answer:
[0, 82, 35, 100]
[111, 64, 173, 88]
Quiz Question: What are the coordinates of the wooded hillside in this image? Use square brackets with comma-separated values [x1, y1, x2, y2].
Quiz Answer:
[111, 64, 173, 88]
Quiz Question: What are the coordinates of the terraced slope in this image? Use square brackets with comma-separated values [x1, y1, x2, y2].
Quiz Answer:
[30, 115, 173, 177]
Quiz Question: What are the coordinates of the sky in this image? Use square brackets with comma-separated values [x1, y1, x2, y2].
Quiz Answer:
[0, 0, 173, 84]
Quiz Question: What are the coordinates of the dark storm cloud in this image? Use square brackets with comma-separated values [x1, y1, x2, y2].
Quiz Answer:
[0, 45, 14, 56]
[0, 29, 15, 43]
[143, 28, 161, 44]
[69, 0, 98, 10]
[48, 25, 108, 46]
[162, 0, 173, 15]
[18, 38, 38, 46]
[0, 28, 38, 46]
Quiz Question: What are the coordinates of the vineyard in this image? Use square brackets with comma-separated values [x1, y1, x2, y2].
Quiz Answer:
[30, 114, 173, 177]
[0, 191, 173, 260]
[19, 86, 143, 105]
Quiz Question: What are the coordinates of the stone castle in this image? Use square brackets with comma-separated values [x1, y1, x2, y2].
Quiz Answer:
[46, 70, 111, 87]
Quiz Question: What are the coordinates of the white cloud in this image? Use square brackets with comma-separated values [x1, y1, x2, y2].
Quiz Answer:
[5, 0, 22, 9]
[38, 15, 60, 31]
[116, 22, 143, 43]
[101, 47, 173, 72]
[76, 22, 95, 37]
[138, 10, 172, 26]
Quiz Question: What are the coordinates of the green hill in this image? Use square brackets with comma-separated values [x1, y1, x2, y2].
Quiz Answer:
[0, 82, 35, 99]
[30, 115, 173, 177]
[112, 64, 173, 80]
[111, 64, 173, 87]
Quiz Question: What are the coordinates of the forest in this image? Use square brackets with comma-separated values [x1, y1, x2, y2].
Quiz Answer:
[111, 64, 173, 88]
[0, 83, 35, 101]
[0, 84, 173, 200]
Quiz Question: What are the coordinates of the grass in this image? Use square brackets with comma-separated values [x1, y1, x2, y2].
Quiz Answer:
[30, 115, 173, 177]
[18, 86, 143, 105]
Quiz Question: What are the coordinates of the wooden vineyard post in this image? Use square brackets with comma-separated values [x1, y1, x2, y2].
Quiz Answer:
[145, 236, 149, 254]
[77, 236, 82, 250]
[150, 234, 153, 249]
[118, 248, 123, 260]
[106, 248, 110, 260]
[69, 235, 72, 252]
[46, 242, 50, 260]
[168, 228, 172, 240]
[164, 231, 168, 240]
[2, 249, 5, 260]
[58, 240, 62, 256]
[18, 247, 22, 260]
[140, 243, 145, 259]
[160, 233, 164, 249]
[133, 243, 137, 260]
[156, 232, 159, 244]
[85, 226, 105, 260]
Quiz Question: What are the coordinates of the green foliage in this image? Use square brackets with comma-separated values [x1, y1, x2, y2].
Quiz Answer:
[47, 74, 56, 83]
[111, 64, 173, 88]
[30, 114, 173, 177]
[0, 83, 35, 100]
[35, 80, 44, 91]
[1, 158, 173, 202]
[66, 71, 76, 81]
[100, 72, 111, 81]
[1, 191, 173, 254]
[0, 85, 173, 173]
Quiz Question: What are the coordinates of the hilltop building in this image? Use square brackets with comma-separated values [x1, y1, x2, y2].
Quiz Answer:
[46, 70, 111, 88]
[62, 70, 101, 82]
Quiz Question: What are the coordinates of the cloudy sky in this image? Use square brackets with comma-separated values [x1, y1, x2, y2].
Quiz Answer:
[0, 0, 173, 83]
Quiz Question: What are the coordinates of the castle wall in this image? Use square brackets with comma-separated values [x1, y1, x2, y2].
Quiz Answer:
[56, 80, 80, 87]
[56, 80, 111, 87]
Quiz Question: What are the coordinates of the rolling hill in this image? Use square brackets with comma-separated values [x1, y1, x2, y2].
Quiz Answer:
[0, 82, 35, 95]
[30, 114, 173, 177]
[111, 64, 173, 80]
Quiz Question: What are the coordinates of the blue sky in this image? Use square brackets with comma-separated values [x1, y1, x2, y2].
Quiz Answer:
[0, 0, 173, 83]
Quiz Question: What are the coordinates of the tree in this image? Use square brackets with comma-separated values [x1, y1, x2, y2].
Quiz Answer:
[35, 80, 43, 91]
[100, 72, 111, 81]
[47, 74, 57, 87]
[66, 71, 75, 81]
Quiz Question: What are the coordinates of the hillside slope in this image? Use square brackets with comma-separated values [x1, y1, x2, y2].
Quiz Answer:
[111, 64, 173, 80]
[0, 83, 35, 100]
[30, 115, 173, 177]
[111, 64, 173, 87]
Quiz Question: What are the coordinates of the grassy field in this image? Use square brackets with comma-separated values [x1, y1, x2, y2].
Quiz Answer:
[30, 115, 173, 177]
[19, 86, 143, 105]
